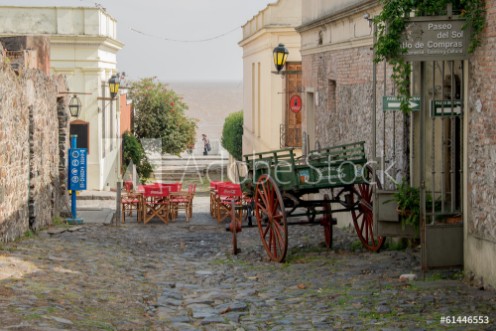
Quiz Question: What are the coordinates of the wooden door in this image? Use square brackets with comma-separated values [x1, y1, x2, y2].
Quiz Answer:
[284, 62, 302, 147]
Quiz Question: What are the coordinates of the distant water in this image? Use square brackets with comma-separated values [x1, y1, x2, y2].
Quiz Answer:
[168, 81, 243, 155]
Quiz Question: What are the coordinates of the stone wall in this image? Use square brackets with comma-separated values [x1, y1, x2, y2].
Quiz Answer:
[464, 0, 496, 288]
[0, 64, 30, 241]
[0, 54, 69, 241]
[467, 0, 496, 244]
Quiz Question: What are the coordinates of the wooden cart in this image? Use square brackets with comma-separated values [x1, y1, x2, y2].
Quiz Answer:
[229, 141, 384, 262]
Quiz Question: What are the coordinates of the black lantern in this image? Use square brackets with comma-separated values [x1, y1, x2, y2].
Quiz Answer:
[273, 43, 288, 73]
[108, 74, 120, 99]
[68, 94, 81, 117]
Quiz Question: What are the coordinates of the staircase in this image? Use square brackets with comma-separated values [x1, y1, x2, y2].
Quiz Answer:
[148, 153, 230, 195]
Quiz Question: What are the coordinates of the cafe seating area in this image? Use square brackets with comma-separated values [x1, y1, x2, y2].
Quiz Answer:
[209, 181, 251, 224]
[121, 180, 251, 225]
[121, 181, 196, 224]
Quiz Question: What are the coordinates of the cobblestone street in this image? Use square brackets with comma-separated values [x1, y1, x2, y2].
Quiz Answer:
[0, 197, 494, 331]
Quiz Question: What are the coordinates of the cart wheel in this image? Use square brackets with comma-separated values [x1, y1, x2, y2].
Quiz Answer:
[320, 194, 333, 248]
[350, 175, 385, 252]
[254, 174, 288, 262]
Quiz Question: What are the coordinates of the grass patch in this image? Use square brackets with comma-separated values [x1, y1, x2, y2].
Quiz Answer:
[383, 238, 408, 251]
[23, 230, 35, 238]
[25, 313, 43, 320]
[350, 240, 363, 252]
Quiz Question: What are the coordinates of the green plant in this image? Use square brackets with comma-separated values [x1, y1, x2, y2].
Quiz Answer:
[122, 132, 153, 183]
[390, 180, 420, 228]
[374, 0, 486, 113]
[129, 77, 197, 155]
[221, 111, 243, 160]
[138, 157, 153, 183]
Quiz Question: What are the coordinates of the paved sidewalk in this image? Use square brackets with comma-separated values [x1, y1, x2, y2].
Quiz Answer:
[73, 190, 116, 225]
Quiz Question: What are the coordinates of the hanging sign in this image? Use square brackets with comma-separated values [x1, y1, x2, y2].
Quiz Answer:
[431, 99, 463, 116]
[401, 17, 470, 61]
[383, 96, 421, 111]
[68, 148, 87, 191]
[289, 95, 302, 113]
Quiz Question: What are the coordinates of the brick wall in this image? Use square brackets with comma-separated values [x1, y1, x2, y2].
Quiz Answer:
[303, 45, 405, 183]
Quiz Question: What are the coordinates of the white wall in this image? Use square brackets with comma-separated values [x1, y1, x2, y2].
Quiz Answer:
[240, 0, 302, 155]
[0, 6, 123, 190]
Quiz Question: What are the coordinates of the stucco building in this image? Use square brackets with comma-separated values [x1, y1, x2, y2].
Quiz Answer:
[0, 6, 123, 190]
[239, 0, 303, 155]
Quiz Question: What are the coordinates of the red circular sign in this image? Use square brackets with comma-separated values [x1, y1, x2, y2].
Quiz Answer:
[290, 95, 302, 113]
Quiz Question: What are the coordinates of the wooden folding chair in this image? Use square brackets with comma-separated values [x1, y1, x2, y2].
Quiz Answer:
[142, 185, 170, 224]
[170, 184, 196, 222]
[210, 181, 231, 218]
[215, 183, 243, 223]
[121, 181, 142, 223]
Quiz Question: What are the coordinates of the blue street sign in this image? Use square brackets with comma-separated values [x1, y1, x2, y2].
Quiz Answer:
[68, 148, 87, 191]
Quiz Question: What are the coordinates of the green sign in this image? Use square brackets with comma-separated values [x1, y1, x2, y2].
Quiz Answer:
[431, 100, 462, 116]
[383, 96, 421, 111]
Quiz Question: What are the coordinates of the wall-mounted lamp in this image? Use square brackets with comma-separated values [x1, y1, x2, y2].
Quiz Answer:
[68, 94, 81, 117]
[108, 74, 120, 99]
[273, 43, 289, 74]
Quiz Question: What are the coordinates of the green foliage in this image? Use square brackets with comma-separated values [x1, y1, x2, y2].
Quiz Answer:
[391, 180, 420, 228]
[221, 111, 243, 160]
[122, 132, 152, 182]
[129, 77, 197, 155]
[374, 0, 486, 113]
[23, 230, 35, 238]
[122, 131, 145, 167]
[138, 159, 153, 183]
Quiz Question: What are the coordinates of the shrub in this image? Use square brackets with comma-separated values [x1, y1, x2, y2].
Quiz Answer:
[221, 111, 243, 160]
[122, 131, 152, 182]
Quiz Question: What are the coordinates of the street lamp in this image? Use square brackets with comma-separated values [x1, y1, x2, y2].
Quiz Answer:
[108, 73, 121, 226]
[68, 94, 81, 117]
[108, 74, 120, 99]
[273, 43, 289, 74]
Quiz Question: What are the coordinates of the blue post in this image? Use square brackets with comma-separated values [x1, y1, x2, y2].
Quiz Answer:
[71, 135, 78, 221]
[67, 134, 84, 225]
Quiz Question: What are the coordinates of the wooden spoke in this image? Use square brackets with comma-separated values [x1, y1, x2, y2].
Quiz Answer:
[254, 175, 288, 262]
[350, 166, 385, 252]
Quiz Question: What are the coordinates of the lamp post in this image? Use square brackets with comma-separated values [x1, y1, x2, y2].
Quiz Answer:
[273, 43, 289, 74]
[109, 74, 121, 225]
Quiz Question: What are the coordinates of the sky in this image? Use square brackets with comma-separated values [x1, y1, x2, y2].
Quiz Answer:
[0, 0, 275, 82]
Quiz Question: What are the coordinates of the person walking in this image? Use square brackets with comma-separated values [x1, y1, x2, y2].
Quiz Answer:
[202, 134, 210, 155]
